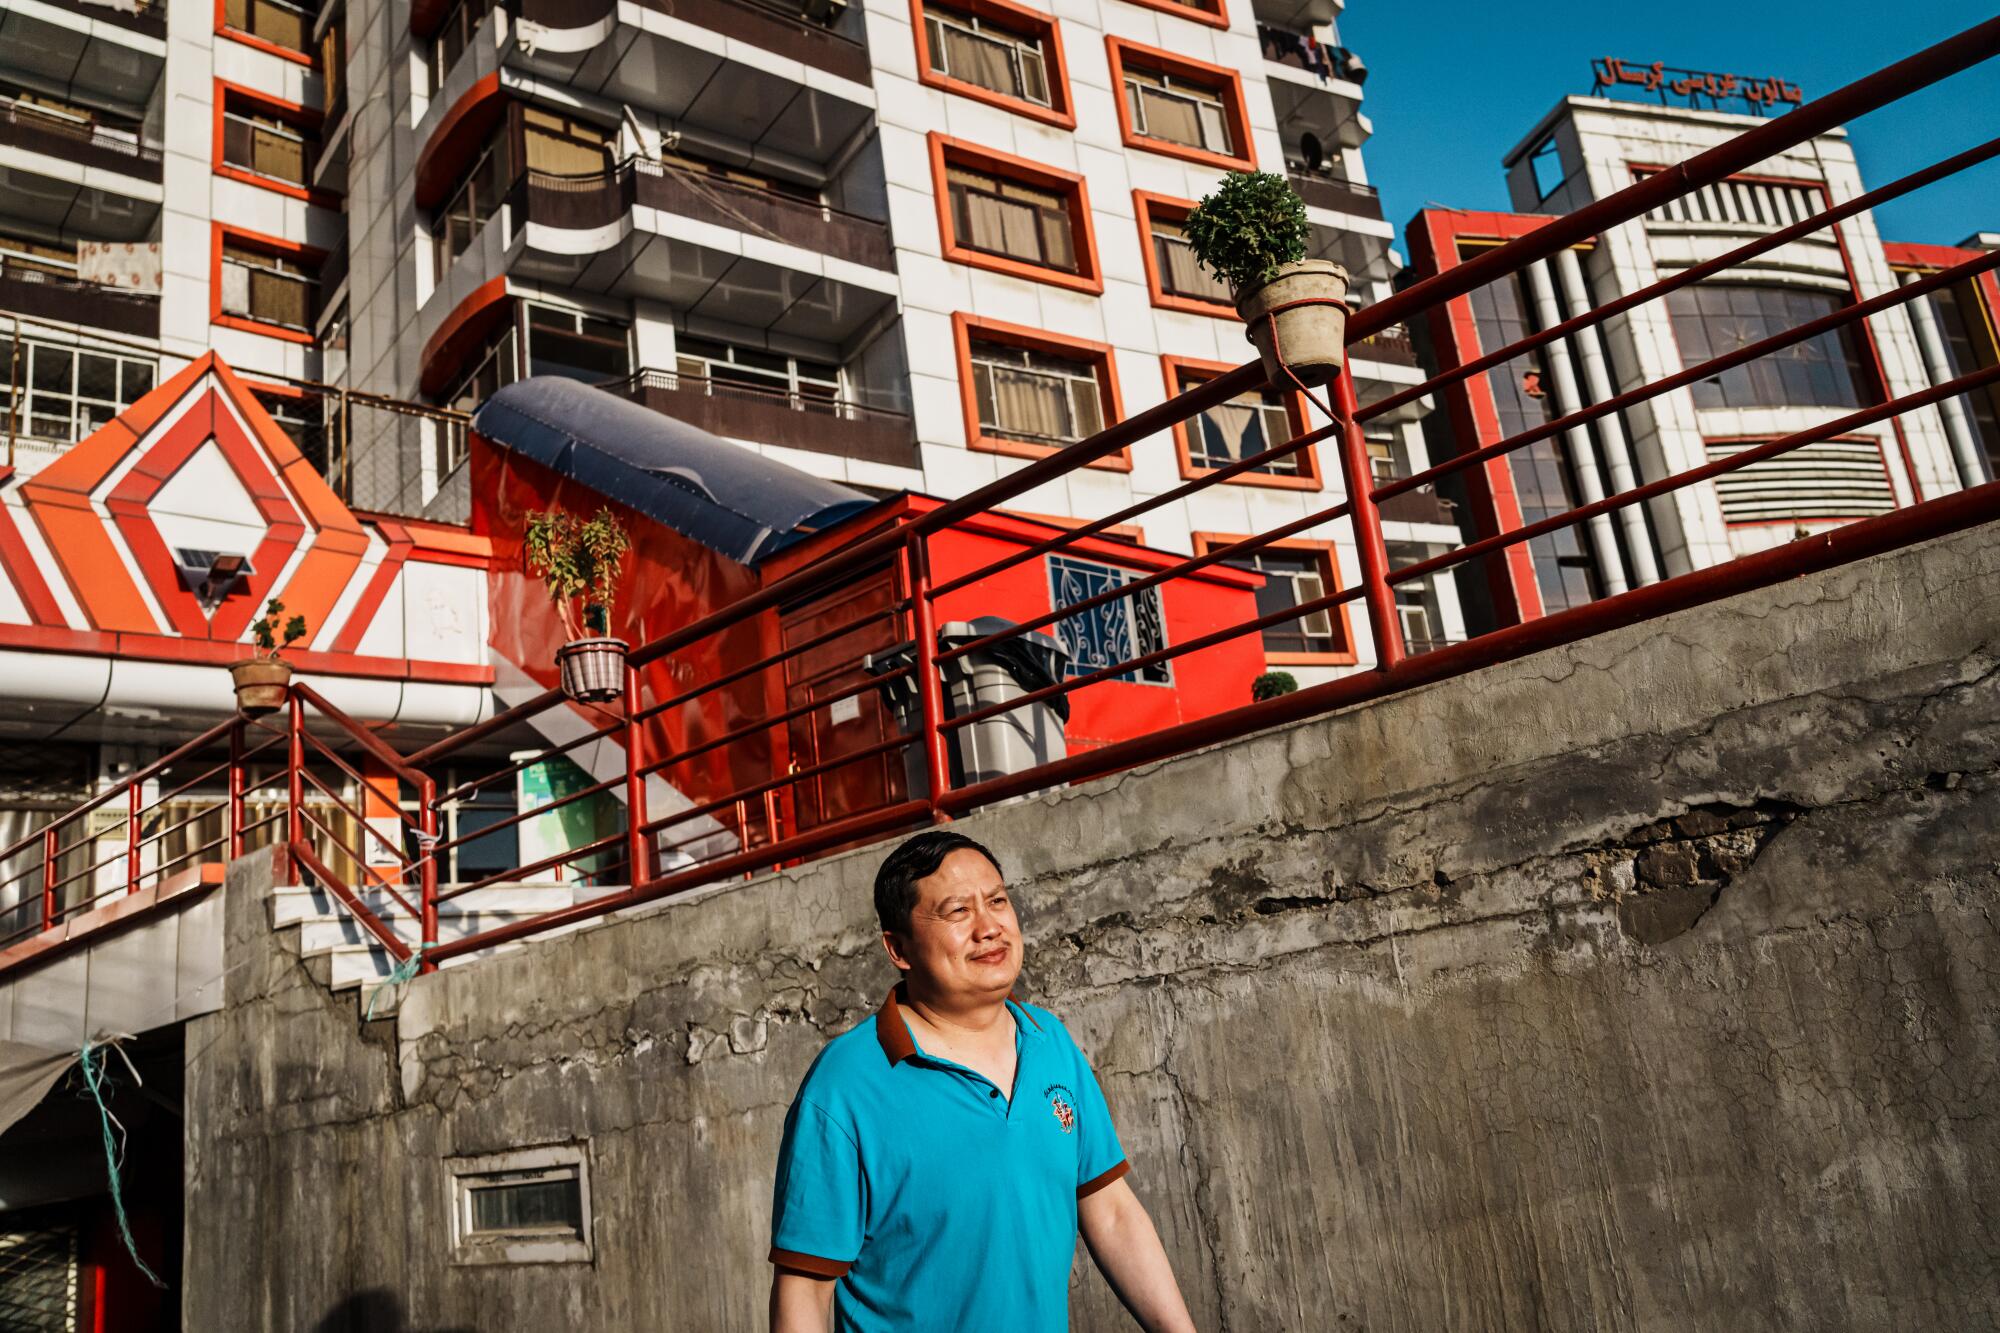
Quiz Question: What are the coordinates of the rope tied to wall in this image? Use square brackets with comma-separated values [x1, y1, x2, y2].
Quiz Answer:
[365, 941, 436, 1022]
[78, 1038, 167, 1289]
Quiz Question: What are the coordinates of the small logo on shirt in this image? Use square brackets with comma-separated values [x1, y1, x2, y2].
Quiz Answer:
[1045, 1083, 1076, 1134]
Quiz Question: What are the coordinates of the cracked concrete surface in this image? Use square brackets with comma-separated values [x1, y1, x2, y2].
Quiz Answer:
[185, 521, 2000, 1331]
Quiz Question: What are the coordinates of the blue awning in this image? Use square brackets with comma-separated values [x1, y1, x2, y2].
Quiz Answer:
[473, 376, 878, 565]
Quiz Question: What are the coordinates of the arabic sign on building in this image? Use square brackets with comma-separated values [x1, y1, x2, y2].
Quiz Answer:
[1592, 58, 1804, 115]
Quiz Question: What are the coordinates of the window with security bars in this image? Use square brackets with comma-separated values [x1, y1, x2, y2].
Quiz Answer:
[1224, 546, 1344, 656]
[1665, 283, 1873, 410]
[946, 165, 1077, 273]
[1149, 214, 1230, 303]
[1123, 67, 1232, 156]
[223, 0, 311, 52]
[1175, 369, 1300, 476]
[1705, 437, 1894, 523]
[221, 243, 316, 331]
[1046, 554, 1170, 684]
[924, 7, 1051, 107]
[0, 336, 155, 444]
[222, 105, 314, 186]
[971, 341, 1103, 446]
[0, 1224, 79, 1331]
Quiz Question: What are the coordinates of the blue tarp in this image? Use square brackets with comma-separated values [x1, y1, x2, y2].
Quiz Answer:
[473, 376, 877, 565]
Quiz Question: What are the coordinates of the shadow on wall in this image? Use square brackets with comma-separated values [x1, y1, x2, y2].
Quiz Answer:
[311, 1291, 474, 1333]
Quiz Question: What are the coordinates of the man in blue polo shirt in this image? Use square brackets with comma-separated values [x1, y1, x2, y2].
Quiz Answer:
[768, 830, 1197, 1333]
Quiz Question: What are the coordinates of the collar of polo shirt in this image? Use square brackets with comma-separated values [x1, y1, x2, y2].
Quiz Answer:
[875, 983, 1043, 1065]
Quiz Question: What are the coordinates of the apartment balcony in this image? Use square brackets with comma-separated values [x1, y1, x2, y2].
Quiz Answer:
[601, 368, 917, 469]
[1376, 482, 1455, 528]
[1288, 169, 1381, 222]
[1250, 0, 1336, 29]
[498, 0, 871, 161]
[0, 259, 159, 338]
[0, 0, 165, 112]
[505, 159, 897, 344]
[0, 96, 160, 184]
[0, 100, 161, 241]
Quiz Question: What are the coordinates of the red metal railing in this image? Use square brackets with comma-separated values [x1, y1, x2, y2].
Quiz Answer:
[2, 16, 1997, 982]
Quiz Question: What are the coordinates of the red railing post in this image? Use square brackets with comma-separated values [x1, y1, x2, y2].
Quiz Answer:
[903, 526, 952, 822]
[228, 719, 245, 860]
[1332, 369, 1406, 672]
[417, 774, 440, 973]
[40, 827, 56, 931]
[623, 665, 652, 889]
[125, 781, 141, 895]
[287, 691, 306, 849]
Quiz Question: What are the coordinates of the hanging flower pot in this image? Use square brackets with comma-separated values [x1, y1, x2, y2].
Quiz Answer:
[1182, 171, 1349, 386]
[1236, 259, 1350, 388]
[525, 505, 634, 705]
[556, 636, 630, 703]
[229, 657, 294, 716]
[231, 597, 309, 716]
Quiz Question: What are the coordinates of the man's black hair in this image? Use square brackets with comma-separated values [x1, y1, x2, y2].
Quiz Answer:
[874, 830, 1004, 937]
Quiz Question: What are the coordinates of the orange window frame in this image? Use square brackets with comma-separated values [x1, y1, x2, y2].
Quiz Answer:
[213, 81, 334, 206]
[214, 0, 316, 65]
[911, 0, 1076, 130]
[1106, 37, 1255, 172]
[928, 134, 1102, 295]
[952, 312, 1129, 470]
[1114, 0, 1228, 28]
[1162, 356, 1319, 491]
[1133, 190, 1237, 320]
[1191, 532, 1356, 665]
[211, 222, 326, 346]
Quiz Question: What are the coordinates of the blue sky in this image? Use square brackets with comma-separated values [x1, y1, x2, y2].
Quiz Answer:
[1340, 1, 2000, 253]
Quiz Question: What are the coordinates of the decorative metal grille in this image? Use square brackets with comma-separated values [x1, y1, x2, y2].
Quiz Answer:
[1046, 555, 1170, 685]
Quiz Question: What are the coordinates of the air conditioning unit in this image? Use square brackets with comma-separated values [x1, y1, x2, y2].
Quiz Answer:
[801, 0, 846, 24]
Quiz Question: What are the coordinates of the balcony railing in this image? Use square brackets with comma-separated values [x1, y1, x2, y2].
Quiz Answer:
[1350, 324, 1416, 367]
[519, 160, 896, 272]
[0, 259, 160, 338]
[599, 368, 917, 468]
[1287, 168, 1382, 220]
[0, 96, 162, 182]
[49, 0, 166, 37]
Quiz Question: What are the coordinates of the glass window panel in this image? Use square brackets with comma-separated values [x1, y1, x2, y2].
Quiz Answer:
[30, 346, 72, 393]
[75, 353, 116, 401]
[468, 1178, 582, 1234]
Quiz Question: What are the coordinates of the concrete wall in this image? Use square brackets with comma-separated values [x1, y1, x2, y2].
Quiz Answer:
[184, 518, 2000, 1331]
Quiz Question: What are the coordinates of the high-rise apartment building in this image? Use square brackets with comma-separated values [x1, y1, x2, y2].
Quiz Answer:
[1408, 75, 1998, 628]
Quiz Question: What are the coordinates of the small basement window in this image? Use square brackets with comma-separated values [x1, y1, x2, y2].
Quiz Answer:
[447, 1144, 592, 1265]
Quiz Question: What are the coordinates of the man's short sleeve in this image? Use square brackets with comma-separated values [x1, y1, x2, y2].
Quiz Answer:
[1071, 1042, 1130, 1199]
[769, 1096, 864, 1277]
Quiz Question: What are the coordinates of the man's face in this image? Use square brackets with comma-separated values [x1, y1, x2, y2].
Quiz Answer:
[884, 848, 1023, 1001]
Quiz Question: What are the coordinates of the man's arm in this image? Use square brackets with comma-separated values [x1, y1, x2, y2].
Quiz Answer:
[1078, 1176, 1197, 1332]
[770, 1271, 837, 1333]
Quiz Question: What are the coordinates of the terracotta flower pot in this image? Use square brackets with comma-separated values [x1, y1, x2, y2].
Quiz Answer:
[229, 658, 294, 716]
[1236, 259, 1351, 387]
[557, 637, 630, 703]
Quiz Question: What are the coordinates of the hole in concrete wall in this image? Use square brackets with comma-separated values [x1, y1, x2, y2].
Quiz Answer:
[446, 1144, 593, 1266]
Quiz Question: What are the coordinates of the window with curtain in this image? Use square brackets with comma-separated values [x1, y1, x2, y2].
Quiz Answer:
[1123, 67, 1231, 155]
[946, 164, 1076, 272]
[223, 0, 311, 51]
[221, 106, 314, 185]
[1221, 546, 1342, 655]
[220, 243, 316, 330]
[1665, 283, 1873, 410]
[523, 107, 614, 178]
[1149, 213, 1230, 303]
[924, 7, 1050, 106]
[970, 340, 1104, 446]
[1176, 369, 1299, 476]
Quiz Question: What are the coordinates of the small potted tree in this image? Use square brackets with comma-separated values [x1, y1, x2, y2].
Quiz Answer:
[1183, 171, 1349, 386]
[231, 598, 307, 715]
[525, 505, 633, 703]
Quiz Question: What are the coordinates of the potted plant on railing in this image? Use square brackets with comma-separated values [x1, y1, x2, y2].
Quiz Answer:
[525, 505, 633, 703]
[231, 599, 307, 716]
[1182, 170, 1349, 386]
